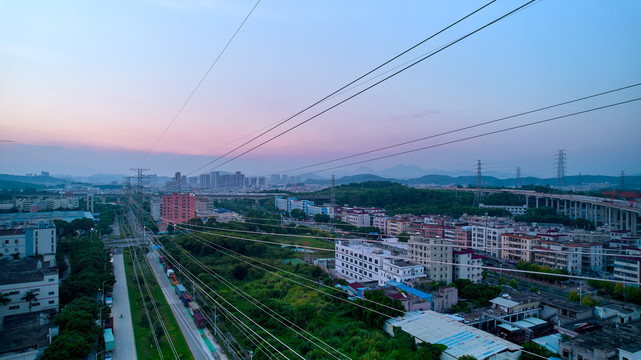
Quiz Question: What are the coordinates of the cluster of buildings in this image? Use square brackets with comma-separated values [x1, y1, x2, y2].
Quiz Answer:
[153, 193, 243, 226]
[0, 211, 96, 358]
[167, 171, 266, 191]
[0, 195, 81, 213]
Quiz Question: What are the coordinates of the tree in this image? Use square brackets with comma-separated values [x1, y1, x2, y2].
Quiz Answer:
[458, 356, 478, 360]
[581, 295, 599, 307]
[21, 290, 38, 312]
[232, 265, 249, 280]
[290, 209, 306, 220]
[568, 291, 580, 302]
[313, 214, 330, 223]
[498, 277, 508, 285]
[509, 279, 518, 289]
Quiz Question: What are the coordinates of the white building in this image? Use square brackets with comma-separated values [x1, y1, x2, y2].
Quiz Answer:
[453, 250, 483, 283]
[335, 239, 407, 285]
[0, 258, 60, 320]
[0, 224, 57, 262]
[342, 211, 371, 228]
[407, 235, 453, 284]
[471, 225, 513, 258]
[381, 259, 425, 285]
[479, 203, 528, 216]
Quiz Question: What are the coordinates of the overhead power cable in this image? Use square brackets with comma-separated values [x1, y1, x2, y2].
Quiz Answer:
[298, 97, 641, 175]
[165, 221, 640, 285]
[186, 0, 499, 175]
[279, 82, 641, 174]
[142, 0, 262, 161]
[196, 0, 537, 173]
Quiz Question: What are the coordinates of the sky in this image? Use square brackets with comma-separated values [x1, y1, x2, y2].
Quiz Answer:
[1, 0, 640, 179]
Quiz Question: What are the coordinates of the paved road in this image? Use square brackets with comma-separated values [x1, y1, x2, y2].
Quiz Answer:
[146, 250, 218, 360]
[112, 252, 137, 360]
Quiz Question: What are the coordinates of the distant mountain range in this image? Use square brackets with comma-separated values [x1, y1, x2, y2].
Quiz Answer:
[2, 170, 639, 190]
[305, 173, 641, 189]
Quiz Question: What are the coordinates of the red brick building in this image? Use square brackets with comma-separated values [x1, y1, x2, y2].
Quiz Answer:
[161, 193, 195, 224]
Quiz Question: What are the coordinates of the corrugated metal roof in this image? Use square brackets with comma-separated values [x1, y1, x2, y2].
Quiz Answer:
[490, 297, 519, 308]
[386, 281, 432, 301]
[386, 311, 521, 359]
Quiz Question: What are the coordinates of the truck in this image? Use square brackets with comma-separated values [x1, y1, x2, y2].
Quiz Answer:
[166, 269, 174, 277]
[104, 328, 115, 352]
[170, 275, 179, 286]
[193, 311, 207, 328]
[188, 302, 201, 316]
[105, 317, 114, 333]
[175, 284, 187, 297]
[179, 293, 192, 306]
[105, 297, 113, 307]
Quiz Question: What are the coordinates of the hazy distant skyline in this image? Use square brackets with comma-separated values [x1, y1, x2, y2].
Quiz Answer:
[2, 1, 640, 178]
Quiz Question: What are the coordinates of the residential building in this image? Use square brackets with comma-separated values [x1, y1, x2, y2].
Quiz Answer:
[471, 225, 514, 258]
[381, 259, 425, 285]
[501, 233, 541, 263]
[372, 215, 388, 234]
[534, 241, 583, 274]
[446, 225, 473, 249]
[387, 218, 411, 236]
[613, 255, 641, 284]
[558, 322, 641, 360]
[595, 303, 641, 325]
[342, 210, 371, 228]
[385, 281, 432, 312]
[453, 249, 483, 283]
[0, 258, 59, 320]
[335, 239, 392, 284]
[479, 203, 528, 216]
[161, 193, 196, 224]
[408, 235, 453, 284]
[150, 197, 162, 221]
[0, 224, 57, 262]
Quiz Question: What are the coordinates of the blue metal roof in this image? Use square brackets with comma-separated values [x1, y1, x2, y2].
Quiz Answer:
[386, 281, 432, 301]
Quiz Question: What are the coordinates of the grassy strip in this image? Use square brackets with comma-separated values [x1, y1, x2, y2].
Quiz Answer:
[124, 248, 195, 360]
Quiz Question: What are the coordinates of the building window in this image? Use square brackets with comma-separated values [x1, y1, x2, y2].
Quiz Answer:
[49, 300, 55, 304]
[9, 305, 19, 310]
[49, 291, 55, 295]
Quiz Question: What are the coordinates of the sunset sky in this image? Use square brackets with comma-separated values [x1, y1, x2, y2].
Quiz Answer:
[2, 0, 640, 178]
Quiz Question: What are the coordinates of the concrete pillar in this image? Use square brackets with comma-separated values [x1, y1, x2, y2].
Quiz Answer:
[536, 197, 539, 208]
[632, 214, 638, 236]
[593, 205, 598, 225]
[620, 209, 624, 229]
[546, 198, 549, 207]
[608, 208, 612, 227]
[557, 199, 560, 212]
[626, 211, 631, 231]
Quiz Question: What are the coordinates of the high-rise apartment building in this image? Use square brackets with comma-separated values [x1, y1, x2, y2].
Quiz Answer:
[408, 235, 453, 284]
[161, 193, 195, 224]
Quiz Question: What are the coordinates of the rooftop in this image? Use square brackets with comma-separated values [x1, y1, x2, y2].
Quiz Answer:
[386, 281, 432, 301]
[0, 210, 93, 225]
[0, 258, 57, 285]
[386, 311, 521, 359]
[561, 321, 641, 354]
[0, 309, 56, 355]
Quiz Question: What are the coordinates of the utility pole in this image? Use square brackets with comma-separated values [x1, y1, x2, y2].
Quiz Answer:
[556, 150, 566, 190]
[620, 171, 625, 190]
[131, 168, 149, 237]
[474, 160, 484, 206]
[330, 175, 336, 206]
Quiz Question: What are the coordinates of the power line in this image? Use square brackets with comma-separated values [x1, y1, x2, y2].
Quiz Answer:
[142, 0, 262, 161]
[187, 0, 531, 174]
[278, 82, 641, 174]
[158, 240, 352, 360]
[291, 97, 641, 175]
